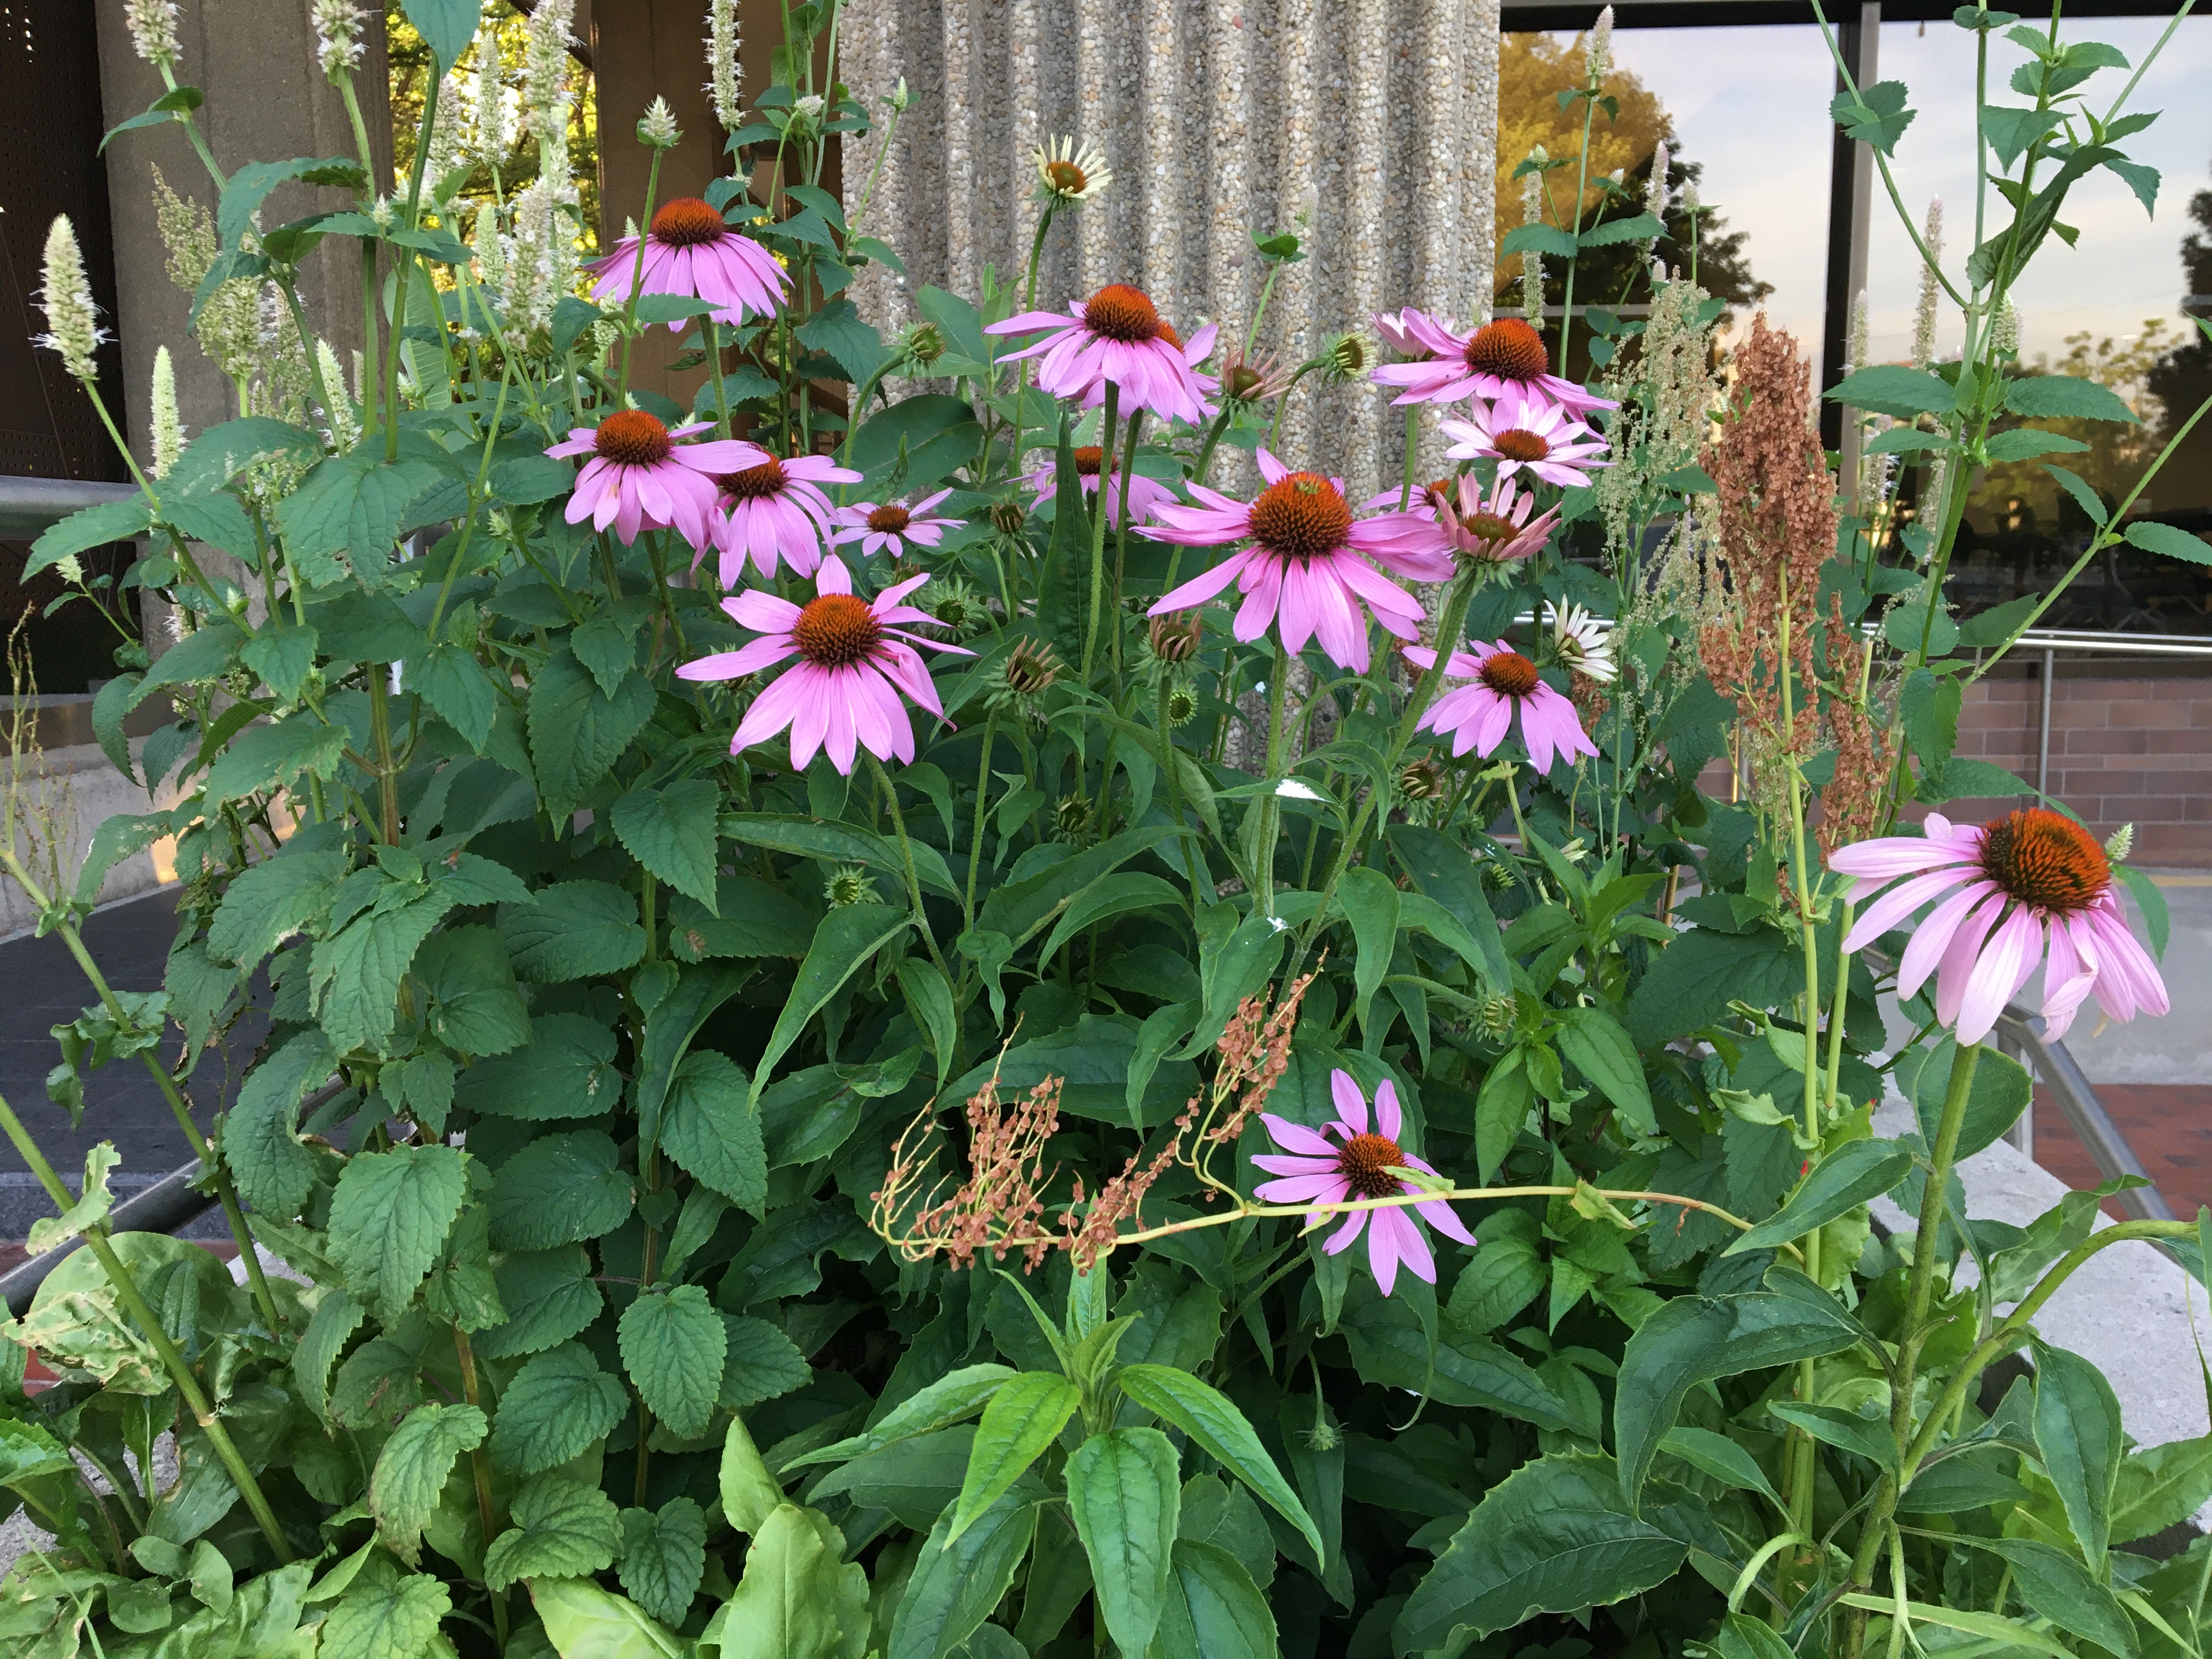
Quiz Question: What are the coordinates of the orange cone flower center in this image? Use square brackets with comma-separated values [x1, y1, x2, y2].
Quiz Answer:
[650, 197, 727, 248]
[1492, 429, 1552, 464]
[1479, 651, 1541, 697]
[1979, 807, 2111, 914]
[1045, 160, 1088, 194]
[719, 458, 788, 500]
[867, 504, 913, 534]
[1464, 318, 1550, 382]
[1083, 283, 1165, 343]
[1465, 511, 1519, 543]
[791, 592, 882, 669]
[1335, 1131, 1409, 1200]
[1248, 473, 1353, 560]
[594, 409, 674, 466]
[1227, 365, 1266, 399]
[1072, 445, 1106, 476]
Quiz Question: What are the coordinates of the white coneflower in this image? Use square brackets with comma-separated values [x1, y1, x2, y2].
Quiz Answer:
[1033, 136, 1113, 207]
[35, 217, 103, 383]
[705, 0, 742, 132]
[310, 0, 366, 76]
[1849, 287, 1869, 372]
[1585, 5, 1612, 83]
[123, 0, 180, 70]
[473, 47, 514, 166]
[1547, 601, 1617, 684]
[1643, 141, 1670, 221]
[1912, 196, 1943, 369]
[316, 338, 359, 447]
[149, 347, 182, 478]
[639, 95, 682, 149]
[1520, 154, 1546, 323]
[1992, 299, 2020, 359]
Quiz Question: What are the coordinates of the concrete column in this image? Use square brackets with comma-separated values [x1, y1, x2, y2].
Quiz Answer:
[96, 1, 394, 470]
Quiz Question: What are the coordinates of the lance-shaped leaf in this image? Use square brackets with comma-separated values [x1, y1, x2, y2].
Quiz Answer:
[747, 905, 911, 1111]
[1116, 1364, 1323, 1562]
[946, 1370, 1081, 1544]
[1066, 1427, 1181, 1656]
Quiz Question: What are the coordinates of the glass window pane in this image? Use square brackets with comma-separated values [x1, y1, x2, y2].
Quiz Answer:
[1869, 16, 2212, 631]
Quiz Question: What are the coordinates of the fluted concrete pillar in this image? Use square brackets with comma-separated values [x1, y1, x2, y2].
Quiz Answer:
[837, 0, 1502, 503]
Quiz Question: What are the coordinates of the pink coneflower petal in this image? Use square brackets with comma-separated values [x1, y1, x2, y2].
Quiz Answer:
[1896, 881, 2000, 1002]
[1255, 1172, 1351, 1205]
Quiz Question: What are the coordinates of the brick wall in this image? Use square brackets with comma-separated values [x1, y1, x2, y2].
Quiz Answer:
[1925, 668, 2212, 866]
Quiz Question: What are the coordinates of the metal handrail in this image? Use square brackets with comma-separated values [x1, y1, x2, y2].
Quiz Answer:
[1, 1159, 213, 1315]
[0, 477, 136, 541]
[1989, 1005, 2175, 1224]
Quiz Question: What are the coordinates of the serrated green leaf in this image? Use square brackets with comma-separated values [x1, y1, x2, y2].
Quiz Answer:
[619, 1497, 707, 1626]
[490, 1130, 634, 1249]
[492, 1343, 630, 1474]
[720, 1313, 810, 1410]
[474, 1247, 602, 1360]
[410, 644, 504, 753]
[659, 1049, 766, 1209]
[321, 1574, 452, 1659]
[485, 1473, 623, 1592]
[370, 1402, 487, 1565]
[619, 1285, 725, 1438]
[498, 881, 647, 982]
[612, 779, 722, 910]
[328, 1143, 470, 1321]
[457, 1015, 622, 1121]
[529, 647, 656, 817]
[296, 1289, 365, 1424]
[2123, 520, 2212, 564]
[225, 1028, 334, 1220]
[311, 894, 453, 1053]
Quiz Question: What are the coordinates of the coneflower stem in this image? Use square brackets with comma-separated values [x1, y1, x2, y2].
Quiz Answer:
[1400, 404, 1421, 509]
[868, 753, 952, 979]
[618, 148, 667, 400]
[1111, 410, 1143, 673]
[1002, 205, 1057, 487]
[964, 708, 999, 929]
[1255, 643, 1293, 919]
[1081, 383, 1120, 683]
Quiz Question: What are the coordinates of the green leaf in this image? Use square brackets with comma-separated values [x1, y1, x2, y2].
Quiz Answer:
[458, 1014, 622, 1121]
[1336, 865, 1401, 1035]
[370, 1402, 487, 1565]
[748, 905, 911, 1110]
[1342, 1294, 1582, 1432]
[1389, 825, 1513, 989]
[1036, 871, 1183, 965]
[163, 489, 257, 557]
[1397, 1454, 1690, 1650]
[719, 1413, 784, 1537]
[2035, 1341, 2125, 1567]
[1555, 1007, 1655, 1135]
[1615, 1287, 1864, 1508]
[25, 1144, 116, 1256]
[977, 823, 1188, 947]
[892, 957, 960, 1087]
[490, 1129, 634, 1249]
[793, 297, 884, 383]
[1116, 1363, 1323, 1561]
[1499, 222, 1581, 259]
[613, 780, 723, 910]
[1826, 363, 1956, 419]
[619, 1497, 707, 1627]
[707, 1503, 868, 1659]
[410, 645, 505, 753]
[484, 1474, 622, 1592]
[26, 496, 153, 579]
[92, 673, 141, 779]
[947, 1371, 1081, 1544]
[1984, 427, 2090, 462]
[724, 812, 961, 899]
[1658, 1426, 1786, 1513]
[791, 1365, 1015, 1468]
[1066, 1427, 1181, 1656]
[619, 1285, 726, 1438]
[635, 964, 757, 1154]
[225, 1028, 334, 1219]
[490, 453, 576, 505]
[1767, 1401, 1896, 1467]
[1445, 1229, 1546, 1335]
[668, 874, 816, 962]
[1903, 1037, 2032, 1160]
[1836, 1598, 2073, 1659]
[499, 881, 647, 982]
[239, 621, 319, 703]
[1576, 212, 1667, 247]
[660, 1049, 767, 1209]
[889, 1486, 1041, 1659]
[278, 449, 448, 583]
[475, 1246, 602, 1359]
[412, 925, 532, 1057]
[491, 1344, 630, 1474]
[328, 1143, 470, 1321]
[572, 614, 639, 697]
[1724, 1138, 1914, 1256]
[2123, 520, 2212, 564]
[1624, 927, 1800, 1047]
[2112, 1434, 2212, 1544]
[129, 619, 244, 708]
[529, 1579, 686, 1659]
[162, 416, 320, 498]
[2006, 373, 2140, 424]
[1968, 1537, 2138, 1657]
[1152, 1538, 1277, 1659]
[296, 1289, 365, 1424]
[321, 1575, 452, 1659]
[722, 1313, 809, 1409]
[529, 647, 657, 817]
[311, 894, 452, 1053]
[218, 155, 365, 246]
[1829, 78, 1916, 153]
[848, 393, 985, 492]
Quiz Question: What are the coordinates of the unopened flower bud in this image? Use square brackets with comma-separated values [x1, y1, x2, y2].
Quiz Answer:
[2104, 823, 2135, 862]
[900, 320, 946, 366]
[1164, 685, 1198, 727]
[1479, 992, 1518, 1039]
[1000, 637, 1061, 699]
[888, 77, 911, 113]
[1148, 612, 1203, 664]
[989, 498, 1029, 537]
[1316, 332, 1367, 382]
[1398, 757, 1446, 800]
[1056, 793, 1091, 838]
[824, 865, 879, 907]
[639, 95, 682, 149]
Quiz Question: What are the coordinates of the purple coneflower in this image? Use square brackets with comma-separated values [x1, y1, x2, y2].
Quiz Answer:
[1024, 445, 1178, 527]
[1370, 316, 1616, 415]
[1441, 390, 1613, 489]
[709, 453, 864, 584]
[985, 284, 1218, 426]
[1830, 809, 2168, 1045]
[1372, 474, 1560, 568]
[1403, 638, 1598, 774]
[1146, 450, 1452, 672]
[547, 410, 766, 550]
[676, 555, 970, 774]
[586, 196, 789, 328]
[1370, 306, 1459, 362]
[1252, 1070, 1473, 1297]
[832, 489, 958, 560]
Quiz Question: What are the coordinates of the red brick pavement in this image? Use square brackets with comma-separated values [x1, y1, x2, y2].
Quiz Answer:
[2032, 1082, 2212, 1221]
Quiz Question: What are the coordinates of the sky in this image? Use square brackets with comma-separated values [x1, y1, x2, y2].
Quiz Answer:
[1547, 17, 2211, 368]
